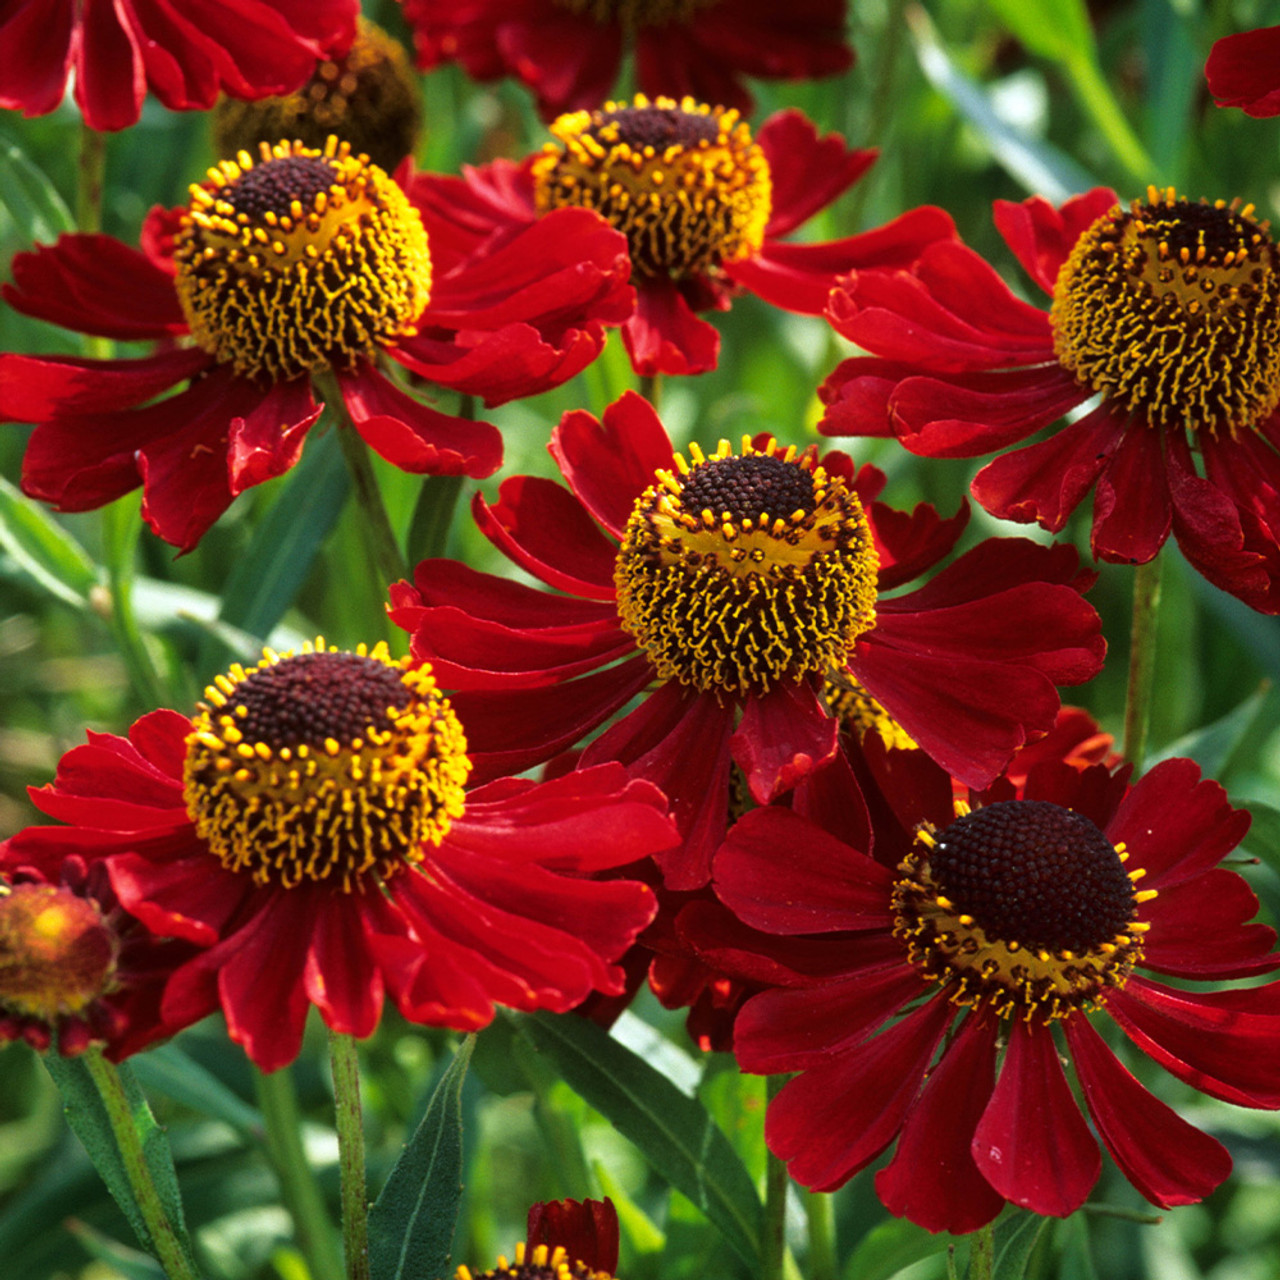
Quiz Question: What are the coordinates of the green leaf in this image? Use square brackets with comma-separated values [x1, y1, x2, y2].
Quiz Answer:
[908, 9, 1096, 202]
[42, 1052, 196, 1267]
[844, 1215, 953, 1280]
[0, 133, 74, 245]
[1148, 682, 1272, 778]
[593, 1160, 666, 1257]
[62, 1218, 168, 1280]
[514, 1011, 762, 1269]
[129, 1044, 264, 1142]
[0, 476, 99, 607]
[199, 428, 349, 671]
[987, 0, 1095, 65]
[992, 1209, 1049, 1280]
[368, 1035, 474, 1280]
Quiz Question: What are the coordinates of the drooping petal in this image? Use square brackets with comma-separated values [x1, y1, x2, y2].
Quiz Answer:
[765, 995, 953, 1192]
[992, 188, 1120, 295]
[730, 678, 839, 804]
[876, 1012, 1006, 1235]
[1065, 1014, 1232, 1208]
[1206, 25, 1280, 117]
[622, 277, 721, 377]
[971, 1016, 1101, 1217]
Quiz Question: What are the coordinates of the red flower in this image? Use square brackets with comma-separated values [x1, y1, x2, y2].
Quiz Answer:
[390, 390, 1105, 890]
[0, 0, 358, 132]
[0, 857, 197, 1059]
[400, 0, 852, 123]
[406, 99, 954, 376]
[820, 186, 1280, 612]
[706, 748, 1280, 1231]
[1, 642, 674, 1071]
[526, 1197, 619, 1275]
[0, 138, 632, 551]
[1206, 25, 1280, 117]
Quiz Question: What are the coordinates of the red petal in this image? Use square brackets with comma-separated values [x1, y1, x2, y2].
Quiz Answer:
[304, 893, 385, 1037]
[335, 362, 502, 478]
[4, 234, 187, 337]
[1065, 1014, 1232, 1208]
[550, 393, 673, 539]
[527, 1199, 619, 1275]
[474, 476, 618, 598]
[228, 375, 321, 493]
[74, 0, 146, 130]
[621, 278, 721, 377]
[765, 995, 953, 1192]
[970, 403, 1125, 532]
[0, 0, 75, 117]
[869, 496, 970, 591]
[735, 964, 928, 1072]
[1206, 25, 1280, 117]
[731, 679, 839, 804]
[992, 189, 1120, 295]
[1108, 978, 1280, 1108]
[876, 1013, 1006, 1234]
[714, 806, 893, 935]
[1106, 758, 1249, 890]
[971, 1016, 1100, 1217]
[1090, 423, 1172, 564]
[757, 110, 876, 238]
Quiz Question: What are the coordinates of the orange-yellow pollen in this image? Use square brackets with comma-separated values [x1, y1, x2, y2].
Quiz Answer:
[533, 94, 771, 280]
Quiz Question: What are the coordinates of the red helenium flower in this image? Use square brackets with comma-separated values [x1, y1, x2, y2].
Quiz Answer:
[390, 389, 1105, 890]
[1206, 25, 1280, 117]
[0, 138, 632, 551]
[0, 857, 197, 1060]
[707, 746, 1280, 1231]
[820, 185, 1280, 612]
[526, 1197, 619, 1275]
[399, 0, 852, 122]
[0, 0, 359, 132]
[1, 642, 674, 1072]
[406, 99, 954, 376]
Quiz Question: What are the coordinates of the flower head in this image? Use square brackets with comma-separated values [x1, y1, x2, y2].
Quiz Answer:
[214, 18, 423, 174]
[2, 641, 674, 1070]
[821, 185, 1280, 612]
[391, 391, 1104, 889]
[406, 105, 954, 375]
[702, 745, 1280, 1230]
[457, 1196, 620, 1280]
[0, 142, 632, 551]
[0, 858, 196, 1059]
[401, 0, 852, 122]
[0, 0, 358, 131]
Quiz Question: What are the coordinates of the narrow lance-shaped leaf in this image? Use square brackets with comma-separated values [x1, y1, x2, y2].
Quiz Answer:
[368, 1034, 475, 1280]
[514, 1011, 762, 1269]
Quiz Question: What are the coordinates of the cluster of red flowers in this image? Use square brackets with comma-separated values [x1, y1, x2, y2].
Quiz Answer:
[2, 0, 1280, 1254]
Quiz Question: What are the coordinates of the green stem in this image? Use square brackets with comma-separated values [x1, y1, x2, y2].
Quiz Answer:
[82, 1049, 201, 1280]
[406, 474, 464, 566]
[315, 370, 409, 589]
[329, 1032, 371, 1280]
[77, 122, 106, 235]
[255, 1065, 345, 1280]
[100, 497, 167, 711]
[804, 1190, 837, 1280]
[967, 1221, 995, 1280]
[638, 372, 662, 410]
[762, 1076, 788, 1280]
[1122, 554, 1163, 767]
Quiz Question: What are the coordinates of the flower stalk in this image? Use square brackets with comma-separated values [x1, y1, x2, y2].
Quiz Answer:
[762, 1075, 788, 1280]
[255, 1063, 345, 1280]
[81, 1048, 202, 1280]
[330, 1030, 372, 1280]
[1122, 554, 1164, 767]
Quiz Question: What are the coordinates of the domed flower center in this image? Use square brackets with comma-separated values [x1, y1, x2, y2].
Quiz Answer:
[550, 0, 713, 25]
[1050, 185, 1280, 433]
[614, 439, 879, 695]
[456, 1241, 617, 1280]
[213, 19, 423, 175]
[0, 883, 117, 1020]
[532, 94, 772, 279]
[174, 138, 432, 383]
[822, 672, 918, 750]
[893, 800, 1156, 1021]
[183, 641, 470, 891]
